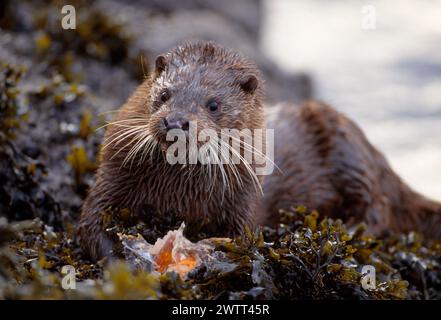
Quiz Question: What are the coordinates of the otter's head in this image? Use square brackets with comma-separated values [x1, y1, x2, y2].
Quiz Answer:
[145, 42, 264, 148]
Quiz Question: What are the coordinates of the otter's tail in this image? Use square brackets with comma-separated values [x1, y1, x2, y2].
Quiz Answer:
[415, 197, 441, 238]
[397, 188, 441, 239]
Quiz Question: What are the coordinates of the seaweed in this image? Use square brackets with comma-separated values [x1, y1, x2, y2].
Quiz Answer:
[0, 64, 63, 228]
[1, 206, 440, 300]
[66, 145, 97, 189]
[0, 63, 26, 142]
[30, 0, 133, 82]
[183, 208, 412, 300]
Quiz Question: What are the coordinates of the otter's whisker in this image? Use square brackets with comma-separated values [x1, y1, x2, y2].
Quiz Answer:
[122, 131, 151, 168]
[225, 141, 263, 196]
[125, 130, 158, 169]
[137, 134, 158, 165]
[104, 125, 145, 144]
[108, 128, 147, 161]
[104, 125, 148, 150]
[217, 139, 244, 191]
[223, 133, 282, 175]
[209, 140, 232, 200]
[97, 118, 149, 131]
[206, 142, 219, 200]
[139, 136, 157, 164]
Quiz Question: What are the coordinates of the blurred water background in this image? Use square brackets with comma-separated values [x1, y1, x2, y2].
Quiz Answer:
[261, 0, 441, 199]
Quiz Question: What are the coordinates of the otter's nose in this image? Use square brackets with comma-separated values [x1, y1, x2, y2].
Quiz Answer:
[163, 117, 189, 131]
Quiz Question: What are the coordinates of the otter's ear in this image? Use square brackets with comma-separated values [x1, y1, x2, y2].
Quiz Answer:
[154, 55, 167, 76]
[240, 75, 258, 94]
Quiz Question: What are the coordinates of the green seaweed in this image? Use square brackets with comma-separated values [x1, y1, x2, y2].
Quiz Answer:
[0, 63, 26, 142]
[1, 207, 440, 300]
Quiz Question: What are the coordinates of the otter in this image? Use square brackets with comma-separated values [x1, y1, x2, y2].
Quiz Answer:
[78, 41, 441, 260]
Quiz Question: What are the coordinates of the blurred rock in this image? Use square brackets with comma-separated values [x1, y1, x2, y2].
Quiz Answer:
[126, 0, 262, 41]
[98, 0, 312, 102]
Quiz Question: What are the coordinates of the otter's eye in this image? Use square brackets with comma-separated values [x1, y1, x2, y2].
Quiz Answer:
[206, 99, 219, 112]
[160, 89, 170, 103]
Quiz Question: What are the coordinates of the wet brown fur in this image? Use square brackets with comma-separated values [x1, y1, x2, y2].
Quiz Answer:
[78, 42, 441, 260]
[261, 101, 441, 238]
